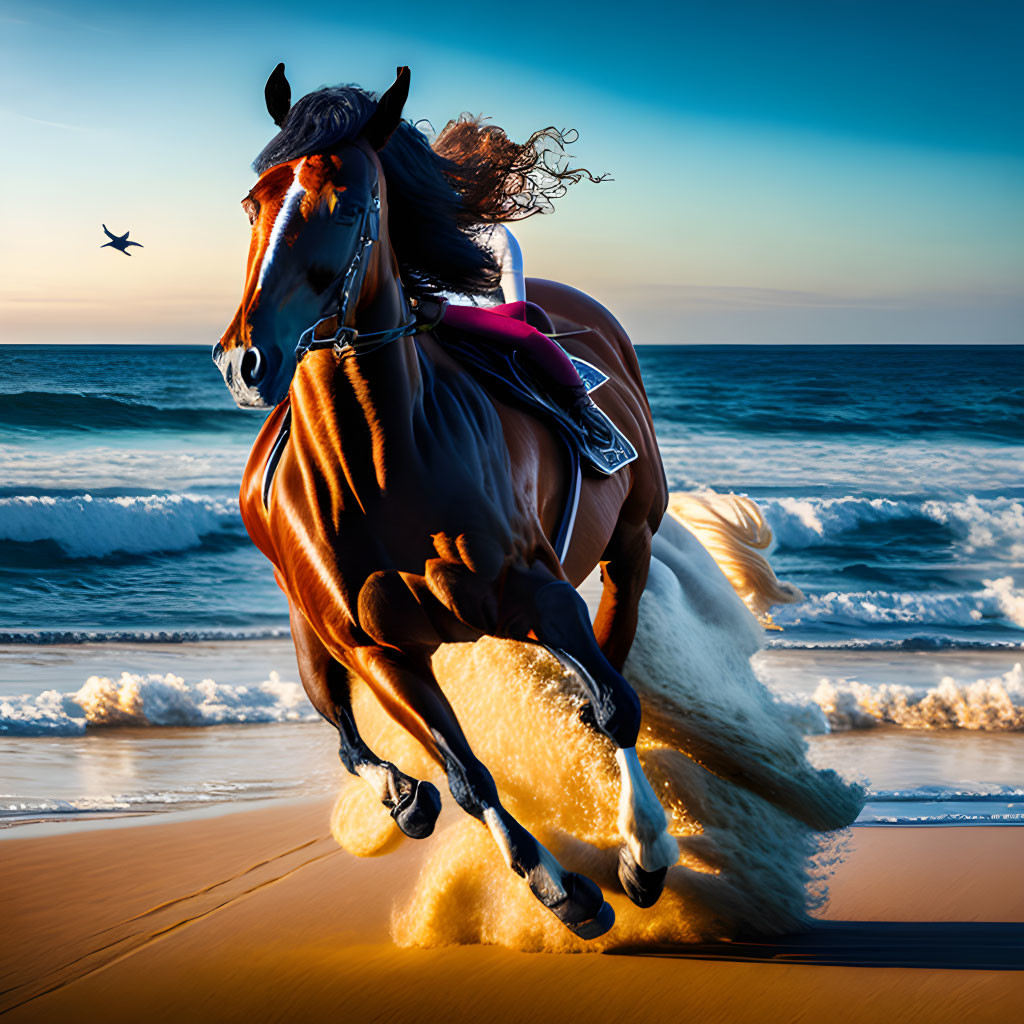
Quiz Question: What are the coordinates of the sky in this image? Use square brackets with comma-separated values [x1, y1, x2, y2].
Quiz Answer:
[0, 0, 1021, 344]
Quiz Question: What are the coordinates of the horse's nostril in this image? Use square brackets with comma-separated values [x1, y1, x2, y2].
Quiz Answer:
[240, 347, 265, 387]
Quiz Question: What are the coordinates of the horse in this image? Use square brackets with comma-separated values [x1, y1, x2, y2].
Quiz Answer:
[214, 65, 678, 940]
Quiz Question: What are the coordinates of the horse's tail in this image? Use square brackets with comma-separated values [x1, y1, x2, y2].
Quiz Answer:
[666, 490, 803, 629]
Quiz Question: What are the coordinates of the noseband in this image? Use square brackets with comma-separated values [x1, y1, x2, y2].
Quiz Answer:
[294, 182, 418, 362]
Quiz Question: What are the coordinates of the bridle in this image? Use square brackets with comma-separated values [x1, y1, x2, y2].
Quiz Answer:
[293, 178, 421, 363]
[258, 167, 445, 512]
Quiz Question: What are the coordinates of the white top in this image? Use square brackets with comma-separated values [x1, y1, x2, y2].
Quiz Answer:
[493, 224, 526, 304]
[442, 225, 525, 306]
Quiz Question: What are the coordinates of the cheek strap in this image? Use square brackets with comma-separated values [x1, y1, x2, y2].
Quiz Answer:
[293, 187, 414, 361]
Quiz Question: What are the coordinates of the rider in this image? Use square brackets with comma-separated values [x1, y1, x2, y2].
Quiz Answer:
[437, 224, 610, 444]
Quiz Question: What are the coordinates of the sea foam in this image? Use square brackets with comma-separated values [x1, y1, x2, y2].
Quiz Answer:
[0, 671, 314, 736]
[772, 577, 1024, 630]
[793, 663, 1024, 732]
[0, 628, 291, 645]
[858, 786, 1024, 824]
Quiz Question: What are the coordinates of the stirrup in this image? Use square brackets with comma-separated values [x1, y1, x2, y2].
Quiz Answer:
[508, 351, 637, 477]
[572, 400, 615, 448]
[569, 400, 639, 477]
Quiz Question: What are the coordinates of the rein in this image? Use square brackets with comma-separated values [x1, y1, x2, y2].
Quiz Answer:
[293, 185, 435, 362]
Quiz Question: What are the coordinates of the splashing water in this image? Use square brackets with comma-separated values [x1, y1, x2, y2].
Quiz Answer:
[328, 503, 864, 951]
[810, 664, 1024, 731]
[0, 671, 312, 736]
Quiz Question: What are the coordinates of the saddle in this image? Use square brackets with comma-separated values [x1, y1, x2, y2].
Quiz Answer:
[433, 302, 638, 479]
[259, 302, 638, 566]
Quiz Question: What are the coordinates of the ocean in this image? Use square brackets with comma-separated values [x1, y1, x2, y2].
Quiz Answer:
[1, 343, 1022, 829]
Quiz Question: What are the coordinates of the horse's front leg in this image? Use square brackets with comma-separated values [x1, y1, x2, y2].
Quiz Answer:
[290, 604, 441, 839]
[501, 570, 678, 909]
[349, 643, 615, 940]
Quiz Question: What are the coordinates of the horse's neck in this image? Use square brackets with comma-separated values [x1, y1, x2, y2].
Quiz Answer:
[289, 231, 426, 472]
[289, 336, 422, 494]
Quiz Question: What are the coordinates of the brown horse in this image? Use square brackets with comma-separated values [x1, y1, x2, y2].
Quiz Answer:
[214, 66, 677, 939]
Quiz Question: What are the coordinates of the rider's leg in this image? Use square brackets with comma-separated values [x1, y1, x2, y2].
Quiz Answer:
[440, 303, 600, 429]
[290, 604, 441, 839]
[348, 643, 615, 939]
[500, 567, 678, 908]
[491, 300, 555, 336]
[500, 323, 611, 443]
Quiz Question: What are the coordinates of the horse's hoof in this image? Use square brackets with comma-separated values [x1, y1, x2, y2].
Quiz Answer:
[528, 865, 615, 940]
[566, 897, 615, 940]
[390, 780, 442, 839]
[617, 846, 667, 909]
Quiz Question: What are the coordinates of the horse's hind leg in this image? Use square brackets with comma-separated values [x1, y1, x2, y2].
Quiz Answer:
[502, 569, 677, 909]
[593, 520, 653, 672]
[290, 605, 441, 839]
[350, 644, 615, 940]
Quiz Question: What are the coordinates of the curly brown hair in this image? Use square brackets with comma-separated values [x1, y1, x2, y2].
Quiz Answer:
[432, 115, 608, 224]
[253, 85, 605, 299]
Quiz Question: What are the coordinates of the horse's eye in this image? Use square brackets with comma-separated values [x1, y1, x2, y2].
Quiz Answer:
[241, 196, 259, 225]
[331, 195, 360, 226]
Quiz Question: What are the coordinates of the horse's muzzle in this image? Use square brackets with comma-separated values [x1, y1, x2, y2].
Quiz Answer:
[212, 342, 284, 409]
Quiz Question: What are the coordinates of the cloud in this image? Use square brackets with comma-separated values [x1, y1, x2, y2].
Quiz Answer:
[584, 282, 1024, 314]
[0, 109, 90, 132]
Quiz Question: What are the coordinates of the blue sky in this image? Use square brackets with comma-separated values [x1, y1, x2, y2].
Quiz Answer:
[0, 0, 1021, 343]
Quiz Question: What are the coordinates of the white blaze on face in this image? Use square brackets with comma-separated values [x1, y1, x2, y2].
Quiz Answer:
[256, 159, 307, 292]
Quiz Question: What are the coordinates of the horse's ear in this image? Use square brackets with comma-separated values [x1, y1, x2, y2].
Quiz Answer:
[362, 67, 410, 150]
[265, 62, 291, 127]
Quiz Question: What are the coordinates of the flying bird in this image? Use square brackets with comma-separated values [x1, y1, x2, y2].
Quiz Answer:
[100, 225, 143, 255]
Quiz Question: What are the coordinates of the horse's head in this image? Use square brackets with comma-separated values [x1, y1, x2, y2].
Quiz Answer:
[214, 65, 410, 409]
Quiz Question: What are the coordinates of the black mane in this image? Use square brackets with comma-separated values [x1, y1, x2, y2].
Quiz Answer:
[253, 86, 499, 300]
[253, 86, 376, 174]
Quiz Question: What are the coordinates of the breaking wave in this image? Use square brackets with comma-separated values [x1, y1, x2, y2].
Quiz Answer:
[869, 786, 1024, 801]
[0, 391, 239, 433]
[761, 495, 1024, 561]
[778, 663, 1024, 733]
[0, 781, 297, 825]
[0, 628, 290, 645]
[0, 493, 246, 558]
[858, 787, 1024, 824]
[0, 671, 314, 736]
[767, 637, 1024, 651]
[772, 577, 1024, 630]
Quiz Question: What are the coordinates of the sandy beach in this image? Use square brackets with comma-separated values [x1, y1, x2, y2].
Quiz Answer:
[3, 802, 1022, 1023]
[3, 0, 1021, 1016]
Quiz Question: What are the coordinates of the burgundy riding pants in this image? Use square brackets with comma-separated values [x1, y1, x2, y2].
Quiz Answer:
[440, 301, 584, 390]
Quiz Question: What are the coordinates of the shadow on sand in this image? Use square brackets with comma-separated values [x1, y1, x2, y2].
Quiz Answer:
[607, 922, 1024, 970]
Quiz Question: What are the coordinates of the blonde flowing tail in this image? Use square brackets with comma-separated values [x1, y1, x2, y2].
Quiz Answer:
[667, 490, 804, 629]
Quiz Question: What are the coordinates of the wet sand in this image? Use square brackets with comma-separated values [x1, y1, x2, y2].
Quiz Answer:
[2, 801, 1022, 1023]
